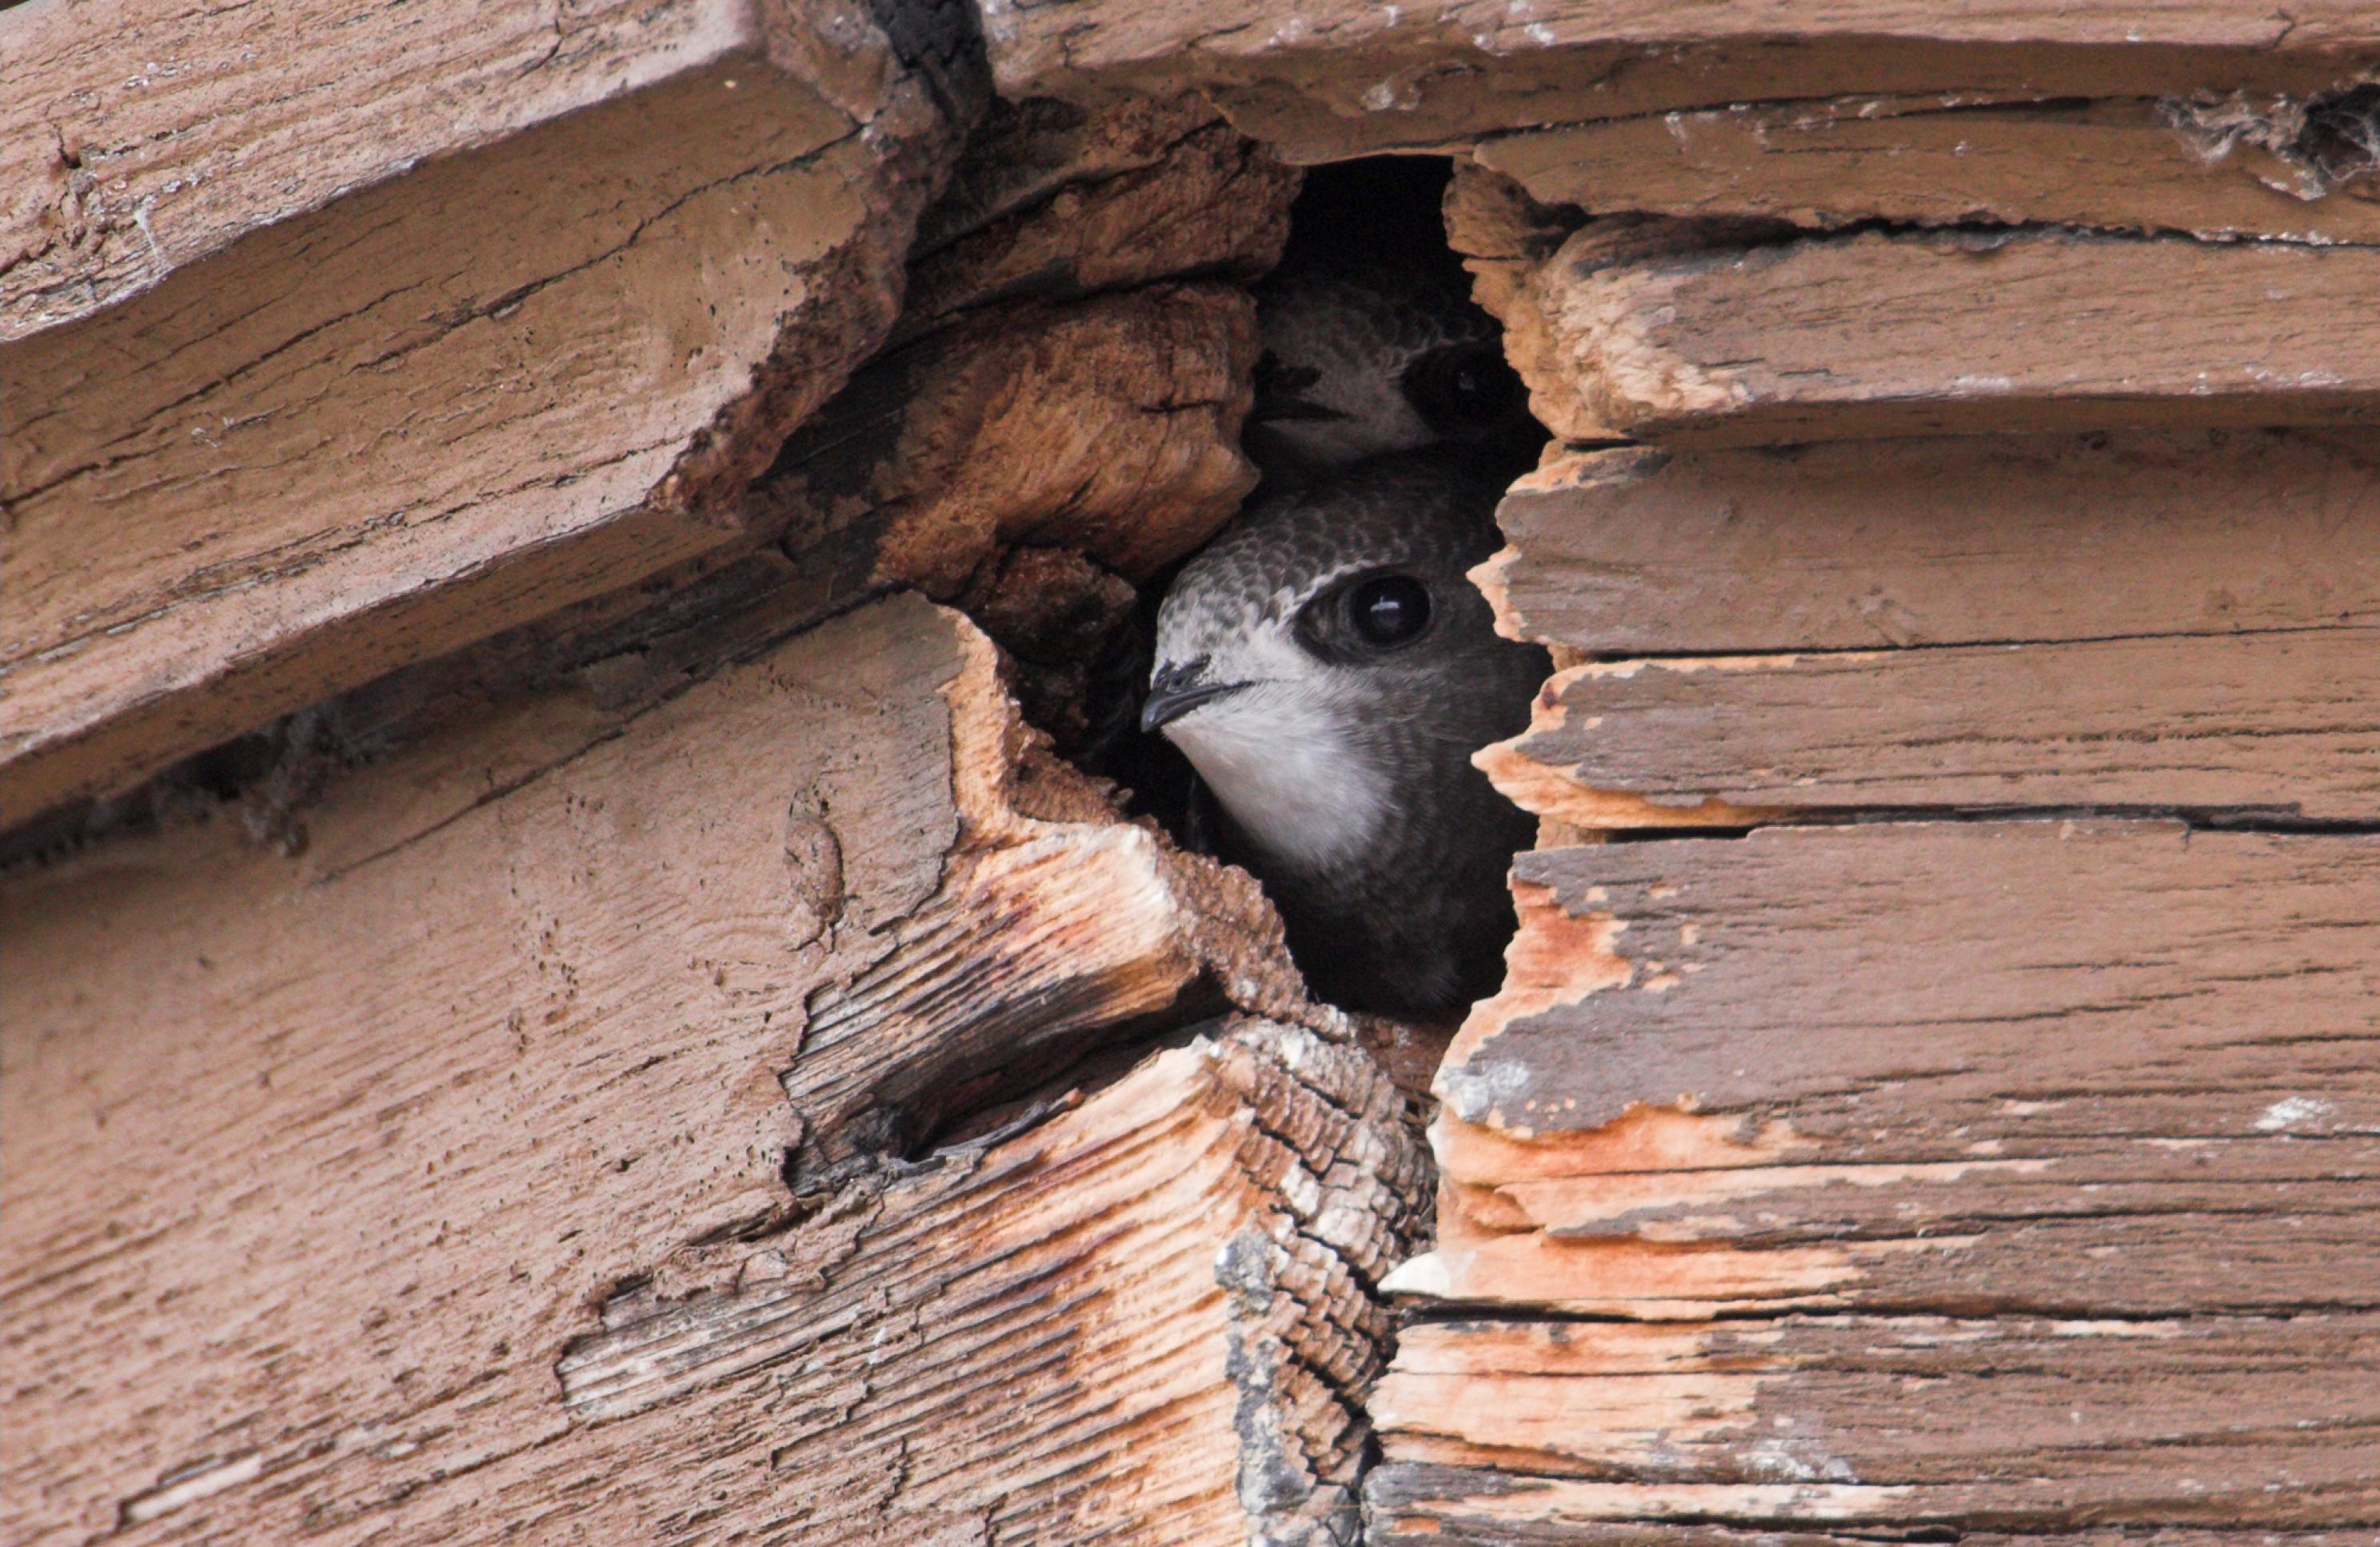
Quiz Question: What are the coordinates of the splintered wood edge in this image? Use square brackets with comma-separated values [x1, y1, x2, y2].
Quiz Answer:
[1473, 659, 1793, 831]
[937, 606, 1330, 1031]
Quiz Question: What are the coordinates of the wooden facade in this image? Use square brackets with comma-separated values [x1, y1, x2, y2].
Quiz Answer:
[7, 2, 2380, 1543]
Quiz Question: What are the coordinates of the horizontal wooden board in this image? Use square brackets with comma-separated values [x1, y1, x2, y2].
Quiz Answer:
[1365, 1499, 2380, 1547]
[1519, 230, 2380, 445]
[1485, 434, 2380, 656]
[0, 39, 960, 829]
[0, 0, 758, 339]
[1382, 821, 2380, 1319]
[984, 1, 2380, 160]
[0, 595, 1417, 1543]
[1499, 628, 2380, 825]
[1445, 821, 2380, 1146]
[1376, 1314, 2380, 1513]
[1476, 96, 2380, 244]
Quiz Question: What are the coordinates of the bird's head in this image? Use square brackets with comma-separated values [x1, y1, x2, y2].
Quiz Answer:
[1144, 454, 1536, 874]
[1245, 264, 1536, 475]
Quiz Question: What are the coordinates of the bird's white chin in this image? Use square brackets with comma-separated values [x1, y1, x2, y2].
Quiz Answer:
[1162, 686, 1391, 872]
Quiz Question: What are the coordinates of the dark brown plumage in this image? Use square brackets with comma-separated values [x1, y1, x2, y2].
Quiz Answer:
[1144, 453, 1549, 1016]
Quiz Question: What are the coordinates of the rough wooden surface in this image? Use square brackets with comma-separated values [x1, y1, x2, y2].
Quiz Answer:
[1503, 628, 2380, 825]
[765, 283, 1262, 601]
[0, 2, 973, 829]
[1374, 820, 2380, 1533]
[1475, 95, 2380, 243]
[1368, 1512, 2380, 1547]
[1386, 822, 2380, 1312]
[896, 91, 1296, 342]
[0, 594, 1427, 1544]
[1484, 434, 2380, 656]
[981, 1, 2380, 160]
[1507, 228, 2380, 445]
[1379, 1314, 2380, 1494]
[1, 0, 751, 339]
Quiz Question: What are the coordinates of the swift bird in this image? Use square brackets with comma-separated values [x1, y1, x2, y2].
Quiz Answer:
[1141, 453, 1550, 1017]
[1244, 247, 1538, 481]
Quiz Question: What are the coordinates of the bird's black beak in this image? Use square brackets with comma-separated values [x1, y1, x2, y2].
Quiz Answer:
[1142, 657, 1248, 733]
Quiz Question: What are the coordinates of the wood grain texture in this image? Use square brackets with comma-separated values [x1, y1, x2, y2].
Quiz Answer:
[765, 283, 1263, 599]
[1499, 628, 2380, 825]
[0, 594, 1422, 1543]
[1367, 1501, 2380, 1547]
[980, 0, 2380, 160]
[1515, 229, 2380, 445]
[1381, 821, 2380, 1321]
[1376, 1314, 2380, 1504]
[0, 0, 753, 339]
[1476, 96, 2380, 244]
[1485, 434, 2380, 657]
[895, 91, 1297, 344]
[0, 6, 971, 829]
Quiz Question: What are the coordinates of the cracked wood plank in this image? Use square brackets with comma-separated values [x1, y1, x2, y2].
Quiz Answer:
[1474, 95, 2380, 244]
[1506, 229, 2380, 445]
[0, 0, 754, 340]
[0, 1, 972, 829]
[980, 0, 2380, 161]
[1494, 627, 2380, 827]
[1375, 1314, 2380, 1516]
[0, 592, 1421, 1543]
[1386, 821, 2380, 1320]
[1482, 434, 2380, 658]
[1375, 822, 2380, 1536]
[1368, 1502, 2380, 1547]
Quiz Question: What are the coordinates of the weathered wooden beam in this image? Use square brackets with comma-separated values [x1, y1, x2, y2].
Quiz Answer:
[983, 1, 2380, 160]
[0, 595, 1424, 1543]
[1365, 1501, 2380, 1547]
[1375, 819, 2380, 1534]
[1499, 628, 2380, 825]
[1376, 1314, 2380, 1499]
[1482, 434, 2380, 656]
[1504, 228, 2380, 445]
[1384, 821, 2380, 1319]
[1475, 95, 2380, 243]
[0, 1, 974, 829]
[2, 0, 760, 339]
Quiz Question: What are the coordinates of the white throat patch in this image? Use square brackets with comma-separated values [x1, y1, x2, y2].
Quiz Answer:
[1160, 670, 1392, 873]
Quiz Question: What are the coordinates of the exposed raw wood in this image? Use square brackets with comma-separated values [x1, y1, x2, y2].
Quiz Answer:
[0, 6, 974, 829]
[0, 594, 1425, 1543]
[1384, 821, 2380, 1317]
[981, 0, 2380, 161]
[763, 283, 1262, 601]
[896, 92, 1296, 341]
[1475, 96, 2380, 243]
[1510, 227, 2380, 445]
[1499, 628, 2380, 825]
[1367, 1516, 2380, 1547]
[1377, 1314, 2380, 1501]
[1485, 434, 2380, 655]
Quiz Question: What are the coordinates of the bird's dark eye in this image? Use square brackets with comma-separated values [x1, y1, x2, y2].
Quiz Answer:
[1402, 340, 1526, 436]
[1346, 574, 1432, 647]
